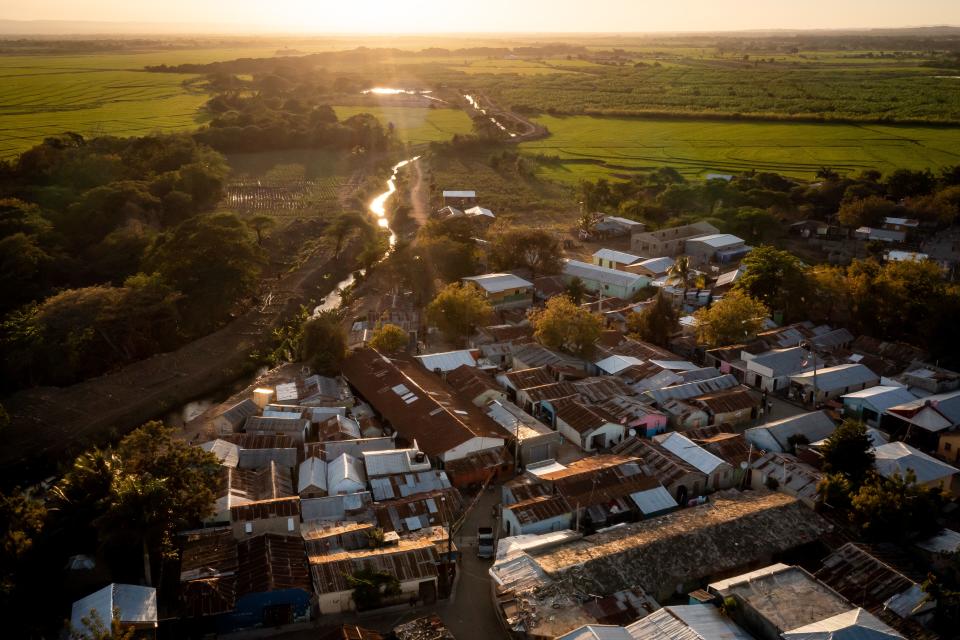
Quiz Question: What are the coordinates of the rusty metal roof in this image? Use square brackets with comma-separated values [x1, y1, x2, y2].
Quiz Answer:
[230, 496, 301, 522]
[236, 533, 311, 596]
[692, 386, 759, 415]
[178, 527, 238, 617]
[506, 494, 572, 525]
[503, 366, 555, 390]
[309, 540, 439, 595]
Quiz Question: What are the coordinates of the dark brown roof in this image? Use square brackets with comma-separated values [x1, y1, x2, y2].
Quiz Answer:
[503, 366, 555, 390]
[179, 528, 238, 617]
[478, 324, 535, 343]
[236, 533, 311, 596]
[524, 381, 580, 404]
[572, 377, 634, 403]
[444, 446, 510, 478]
[685, 427, 753, 468]
[446, 365, 503, 401]
[225, 433, 295, 449]
[318, 625, 385, 640]
[505, 494, 572, 525]
[551, 397, 617, 434]
[597, 338, 678, 362]
[394, 614, 455, 640]
[692, 386, 759, 414]
[373, 488, 464, 534]
[815, 543, 927, 612]
[341, 348, 509, 457]
[230, 496, 301, 522]
[224, 461, 294, 503]
[309, 541, 439, 594]
[612, 437, 706, 487]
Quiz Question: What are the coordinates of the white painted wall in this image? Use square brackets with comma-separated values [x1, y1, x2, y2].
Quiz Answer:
[556, 420, 624, 451]
[502, 509, 572, 537]
[441, 436, 506, 463]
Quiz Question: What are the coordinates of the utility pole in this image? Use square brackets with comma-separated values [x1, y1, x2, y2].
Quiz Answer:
[802, 340, 820, 408]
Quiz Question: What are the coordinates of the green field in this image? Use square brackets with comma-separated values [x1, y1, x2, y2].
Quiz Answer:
[521, 115, 960, 182]
[332, 105, 473, 143]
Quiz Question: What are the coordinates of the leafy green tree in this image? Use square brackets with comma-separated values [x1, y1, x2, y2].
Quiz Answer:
[247, 215, 275, 245]
[144, 212, 262, 333]
[817, 472, 853, 511]
[529, 295, 603, 359]
[426, 283, 493, 344]
[299, 311, 347, 375]
[347, 568, 401, 610]
[850, 471, 945, 543]
[417, 236, 477, 283]
[566, 277, 588, 305]
[69, 608, 135, 640]
[694, 290, 768, 347]
[368, 324, 409, 353]
[667, 255, 694, 300]
[0, 488, 46, 599]
[727, 207, 779, 244]
[487, 227, 562, 280]
[735, 246, 808, 321]
[328, 212, 367, 257]
[625, 291, 678, 347]
[837, 195, 898, 228]
[820, 419, 876, 485]
[885, 168, 936, 200]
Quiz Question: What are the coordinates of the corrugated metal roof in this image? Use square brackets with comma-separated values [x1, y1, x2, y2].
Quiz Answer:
[564, 260, 646, 288]
[654, 432, 727, 475]
[415, 350, 477, 372]
[595, 355, 646, 375]
[916, 529, 960, 555]
[298, 457, 328, 494]
[630, 486, 678, 515]
[442, 190, 476, 198]
[327, 453, 367, 495]
[637, 256, 674, 275]
[781, 607, 904, 640]
[71, 584, 157, 630]
[874, 442, 959, 485]
[463, 273, 533, 293]
[686, 233, 744, 248]
[644, 375, 739, 404]
[593, 248, 644, 265]
[841, 386, 916, 412]
[201, 439, 240, 467]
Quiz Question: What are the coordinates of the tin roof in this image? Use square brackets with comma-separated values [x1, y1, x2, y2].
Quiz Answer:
[506, 494, 572, 525]
[564, 259, 647, 288]
[230, 496, 301, 522]
[592, 248, 644, 265]
[309, 540, 439, 594]
[503, 366, 555, 390]
[654, 432, 728, 475]
[236, 533, 311, 596]
[415, 350, 478, 372]
[463, 273, 533, 293]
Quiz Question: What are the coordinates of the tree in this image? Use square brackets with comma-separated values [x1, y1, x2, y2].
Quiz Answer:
[885, 168, 935, 200]
[625, 291, 678, 347]
[69, 609, 135, 640]
[837, 195, 899, 228]
[368, 323, 408, 353]
[247, 215, 275, 245]
[667, 255, 693, 302]
[425, 283, 493, 344]
[820, 419, 876, 485]
[487, 227, 563, 280]
[529, 295, 603, 359]
[328, 212, 366, 257]
[735, 246, 808, 321]
[849, 471, 945, 543]
[0, 488, 46, 598]
[299, 311, 347, 375]
[566, 277, 588, 305]
[347, 568, 401, 610]
[694, 290, 768, 347]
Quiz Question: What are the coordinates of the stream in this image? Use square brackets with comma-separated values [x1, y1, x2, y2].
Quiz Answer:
[463, 93, 517, 137]
[313, 156, 419, 314]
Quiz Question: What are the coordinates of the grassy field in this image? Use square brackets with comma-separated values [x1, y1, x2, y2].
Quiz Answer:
[0, 47, 336, 159]
[521, 115, 960, 182]
[332, 105, 473, 143]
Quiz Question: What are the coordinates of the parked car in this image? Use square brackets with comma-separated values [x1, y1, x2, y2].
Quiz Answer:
[477, 526, 494, 559]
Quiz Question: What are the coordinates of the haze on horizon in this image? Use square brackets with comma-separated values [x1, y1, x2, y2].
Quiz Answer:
[2, 0, 960, 34]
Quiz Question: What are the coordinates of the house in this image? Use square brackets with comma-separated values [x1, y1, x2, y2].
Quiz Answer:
[660, 398, 711, 430]
[712, 265, 747, 294]
[520, 381, 580, 416]
[883, 217, 921, 233]
[213, 399, 259, 436]
[497, 366, 555, 402]
[855, 226, 906, 243]
[71, 584, 157, 636]
[315, 414, 362, 442]
[788, 363, 880, 405]
[593, 215, 644, 238]
[309, 539, 440, 614]
[591, 248, 645, 270]
[486, 399, 561, 466]
[372, 489, 463, 535]
[308, 436, 395, 461]
[300, 492, 373, 523]
[709, 564, 892, 640]
[630, 220, 719, 256]
[179, 528, 238, 621]
[298, 457, 328, 498]
[510, 342, 588, 375]
[558, 605, 754, 640]
[594, 395, 667, 438]
[223, 434, 298, 469]
[884, 389, 960, 439]
[684, 233, 749, 265]
[749, 452, 822, 507]
[691, 386, 759, 427]
[816, 543, 936, 625]
[461, 273, 534, 310]
[503, 494, 573, 536]
[211, 462, 295, 522]
[653, 431, 736, 490]
[570, 376, 633, 403]
[627, 256, 675, 279]
[368, 469, 455, 502]
[361, 448, 431, 478]
[562, 260, 650, 300]
[230, 496, 301, 539]
[939, 431, 960, 464]
[233, 534, 312, 628]
[414, 349, 478, 373]
[745, 347, 819, 393]
[873, 441, 959, 495]
[782, 608, 906, 640]
[594, 354, 645, 376]
[745, 411, 837, 453]
[441, 190, 476, 207]
[464, 205, 495, 220]
[841, 386, 917, 428]
[613, 437, 708, 503]
[341, 349, 508, 465]
[244, 416, 310, 443]
[532, 490, 829, 602]
[446, 365, 506, 407]
[545, 397, 624, 451]
[326, 453, 367, 495]
[641, 374, 740, 406]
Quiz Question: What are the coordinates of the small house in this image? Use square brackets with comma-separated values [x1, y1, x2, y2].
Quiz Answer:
[71, 584, 157, 637]
[230, 496, 301, 539]
[873, 441, 959, 496]
[684, 233, 748, 265]
[653, 431, 736, 490]
[326, 453, 367, 495]
[592, 248, 645, 271]
[545, 397, 624, 451]
[562, 260, 650, 300]
[298, 457, 328, 498]
[213, 399, 259, 436]
[461, 273, 534, 310]
[502, 494, 573, 536]
[788, 364, 880, 405]
[841, 386, 917, 428]
[744, 411, 837, 454]
[442, 190, 476, 207]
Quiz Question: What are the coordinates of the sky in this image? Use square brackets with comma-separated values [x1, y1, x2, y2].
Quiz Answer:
[2, 0, 960, 33]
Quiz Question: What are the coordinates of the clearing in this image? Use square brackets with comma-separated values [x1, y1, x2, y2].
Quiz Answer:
[332, 105, 473, 143]
[521, 115, 960, 182]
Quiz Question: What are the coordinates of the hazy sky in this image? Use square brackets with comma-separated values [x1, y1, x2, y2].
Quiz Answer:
[3, 0, 960, 33]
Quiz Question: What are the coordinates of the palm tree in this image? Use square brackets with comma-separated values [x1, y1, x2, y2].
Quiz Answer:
[667, 256, 693, 308]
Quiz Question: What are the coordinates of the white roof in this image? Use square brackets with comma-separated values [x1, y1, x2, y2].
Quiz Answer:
[326, 453, 367, 493]
[275, 381, 299, 401]
[362, 448, 427, 477]
[648, 359, 700, 371]
[557, 626, 631, 640]
[465, 205, 495, 218]
[687, 233, 744, 248]
[71, 584, 157, 630]
[789, 364, 878, 392]
[443, 190, 476, 198]
[654, 432, 727, 474]
[563, 260, 647, 288]
[883, 217, 919, 227]
[916, 529, 960, 555]
[525, 458, 568, 478]
[415, 350, 477, 372]
[637, 256, 674, 275]
[630, 485, 679, 515]
[886, 250, 928, 262]
[298, 457, 328, 493]
[200, 439, 240, 467]
[782, 607, 904, 640]
[595, 354, 645, 375]
[624, 605, 754, 640]
[841, 386, 917, 412]
[593, 248, 644, 265]
[873, 441, 959, 485]
[463, 273, 533, 293]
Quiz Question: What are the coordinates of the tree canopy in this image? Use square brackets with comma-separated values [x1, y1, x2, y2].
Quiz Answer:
[368, 323, 409, 353]
[487, 226, 563, 280]
[819, 419, 876, 485]
[426, 283, 493, 344]
[299, 311, 347, 376]
[529, 295, 603, 358]
[735, 245, 808, 321]
[694, 290, 768, 347]
[626, 291, 678, 347]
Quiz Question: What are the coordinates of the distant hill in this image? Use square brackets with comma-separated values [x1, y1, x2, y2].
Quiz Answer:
[0, 19, 251, 36]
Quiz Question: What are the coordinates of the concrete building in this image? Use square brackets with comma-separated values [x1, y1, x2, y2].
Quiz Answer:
[461, 273, 534, 310]
[486, 399, 561, 466]
[630, 220, 719, 257]
[873, 441, 959, 496]
[544, 397, 624, 451]
[745, 347, 819, 393]
[591, 248, 645, 270]
[789, 364, 880, 405]
[745, 411, 837, 454]
[684, 233, 749, 265]
[841, 386, 917, 428]
[502, 494, 573, 536]
[562, 259, 650, 300]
